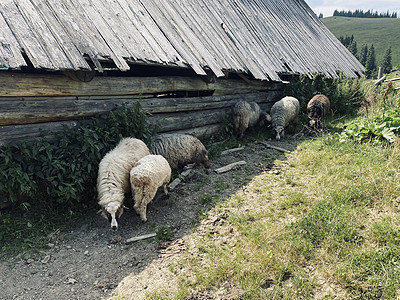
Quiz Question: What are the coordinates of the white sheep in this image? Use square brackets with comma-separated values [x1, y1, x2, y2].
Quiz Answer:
[233, 101, 262, 138]
[130, 155, 171, 222]
[270, 96, 300, 140]
[150, 133, 210, 170]
[97, 137, 149, 230]
[307, 94, 330, 127]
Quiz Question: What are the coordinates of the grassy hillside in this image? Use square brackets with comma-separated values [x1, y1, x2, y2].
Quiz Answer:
[322, 16, 400, 68]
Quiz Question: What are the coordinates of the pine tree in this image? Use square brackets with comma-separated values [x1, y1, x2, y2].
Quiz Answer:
[382, 47, 392, 74]
[348, 41, 358, 58]
[366, 44, 376, 77]
[359, 44, 368, 66]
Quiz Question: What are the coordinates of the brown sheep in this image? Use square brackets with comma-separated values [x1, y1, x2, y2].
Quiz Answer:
[307, 94, 330, 128]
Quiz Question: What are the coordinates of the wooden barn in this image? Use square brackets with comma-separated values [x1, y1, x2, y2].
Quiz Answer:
[0, 0, 365, 145]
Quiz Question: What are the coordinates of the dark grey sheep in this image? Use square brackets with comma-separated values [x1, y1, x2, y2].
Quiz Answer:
[150, 133, 210, 170]
[233, 101, 262, 138]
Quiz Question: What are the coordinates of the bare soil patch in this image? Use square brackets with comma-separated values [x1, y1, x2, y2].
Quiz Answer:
[0, 137, 299, 300]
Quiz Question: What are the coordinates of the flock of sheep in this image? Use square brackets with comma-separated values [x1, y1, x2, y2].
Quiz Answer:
[233, 93, 330, 140]
[97, 94, 330, 230]
[97, 134, 210, 230]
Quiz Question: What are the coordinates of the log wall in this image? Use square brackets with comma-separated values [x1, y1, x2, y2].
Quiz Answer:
[0, 73, 283, 145]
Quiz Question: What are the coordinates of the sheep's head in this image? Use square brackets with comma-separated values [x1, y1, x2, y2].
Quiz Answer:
[99, 201, 124, 231]
[307, 103, 323, 121]
[198, 149, 210, 168]
[203, 152, 210, 168]
[192, 146, 210, 169]
[274, 126, 284, 140]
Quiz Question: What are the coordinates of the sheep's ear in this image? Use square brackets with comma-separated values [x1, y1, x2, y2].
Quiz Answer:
[117, 207, 124, 218]
[97, 209, 108, 220]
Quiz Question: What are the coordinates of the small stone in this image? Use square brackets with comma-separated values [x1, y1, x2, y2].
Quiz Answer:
[67, 278, 77, 285]
[26, 259, 34, 264]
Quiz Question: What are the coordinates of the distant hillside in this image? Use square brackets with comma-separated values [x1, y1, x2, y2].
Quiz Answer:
[322, 16, 400, 67]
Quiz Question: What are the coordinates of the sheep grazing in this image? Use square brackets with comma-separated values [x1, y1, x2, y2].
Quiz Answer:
[150, 133, 210, 170]
[97, 137, 149, 230]
[270, 96, 300, 140]
[233, 101, 262, 138]
[307, 94, 330, 128]
[130, 155, 171, 222]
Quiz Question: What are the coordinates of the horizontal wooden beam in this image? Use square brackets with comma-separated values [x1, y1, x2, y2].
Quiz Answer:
[0, 91, 282, 125]
[0, 73, 282, 97]
[0, 121, 78, 146]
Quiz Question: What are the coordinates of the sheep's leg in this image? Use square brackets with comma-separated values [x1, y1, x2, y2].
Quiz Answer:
[132, 189, 143, 216]
[163, 183, 168, 195]
[293, 115, 299, 133]
[139, 197, 148, 222]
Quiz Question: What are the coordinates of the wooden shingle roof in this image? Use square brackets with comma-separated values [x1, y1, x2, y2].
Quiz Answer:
[0, 0, 365, 81]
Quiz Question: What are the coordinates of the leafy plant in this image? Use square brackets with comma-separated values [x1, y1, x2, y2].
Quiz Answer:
[338, 108, 400, 144]
[0, 102, 160, 209]
[283, 73, 373, 117]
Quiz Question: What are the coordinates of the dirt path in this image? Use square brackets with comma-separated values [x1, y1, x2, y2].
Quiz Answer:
[0, 138, 298, 300]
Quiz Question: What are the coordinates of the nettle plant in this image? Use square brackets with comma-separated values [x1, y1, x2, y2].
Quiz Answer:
[0, 103, 160, 210]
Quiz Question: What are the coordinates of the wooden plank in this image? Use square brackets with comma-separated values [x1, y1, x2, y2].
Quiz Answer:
[91, 0, 144, 60]
[78, 0, 130, 71]
[175, 0, 240, 72]
[185, 0, 247, 73]
[0, 121, 222, 146]
[259, 141, 291, 153]
[385, 77, 400, 82]
[0, 121, 78, 146]
[151, 108, 231, 132]
[0, 73, 282, 97]
[214, 161, 247, 174]
[126, 233, 157, 244]
[123, 0, 183, 63]
[202, 0, 272, 80]
[173, 124, 221, 138]
[0, 0, 54, 69]
[29, 0, 91, 70]
[142, 0, 207, 76]
[0, 8, 26, 69]
[46, 0, 105, 71]
[374, 76, 387, 86]
[14, 0, 73, 70]
[220, 147, 245, 156]
[156, 0, 225, 77]
[0, 91, 281, 125]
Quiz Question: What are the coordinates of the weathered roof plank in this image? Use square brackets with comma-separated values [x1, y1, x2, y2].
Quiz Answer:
[0, 8, 26, 69]
[0, 0, 365, 81]
[0, 0, 54, 69]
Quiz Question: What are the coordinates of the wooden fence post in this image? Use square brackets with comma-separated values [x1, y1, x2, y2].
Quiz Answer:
[377, 67, 383, 79]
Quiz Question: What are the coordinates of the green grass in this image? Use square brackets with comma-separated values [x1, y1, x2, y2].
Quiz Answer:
[152, 127, 400, 299]
[322, 16, 400, 67]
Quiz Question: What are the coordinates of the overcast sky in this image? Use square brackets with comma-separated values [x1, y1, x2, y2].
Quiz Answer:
[305, 0, 400, 17]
